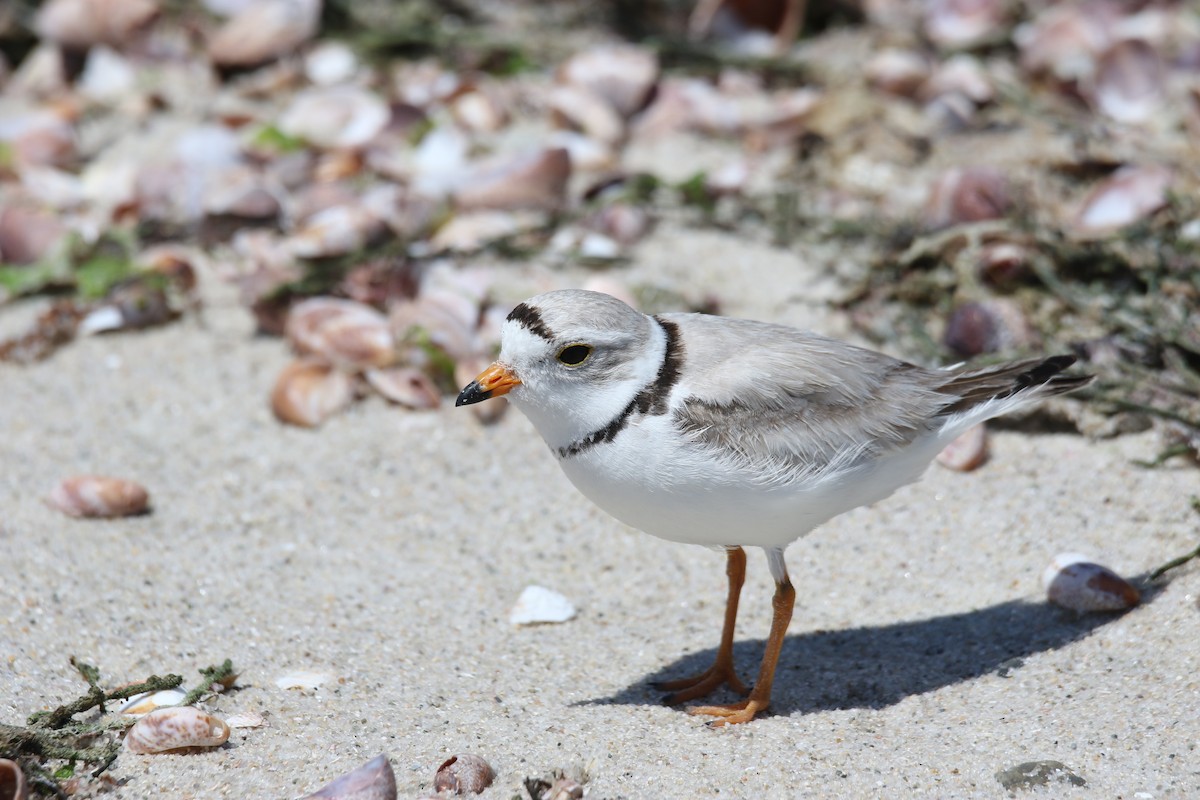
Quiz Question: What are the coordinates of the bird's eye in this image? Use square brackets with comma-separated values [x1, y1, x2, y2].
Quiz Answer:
[556, 344, 592, 366]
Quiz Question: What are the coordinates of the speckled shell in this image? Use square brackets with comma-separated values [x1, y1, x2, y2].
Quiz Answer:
[47, 476, 150, 518]
[1043, 553, 1140, 612]
[124, 706, 230, 754]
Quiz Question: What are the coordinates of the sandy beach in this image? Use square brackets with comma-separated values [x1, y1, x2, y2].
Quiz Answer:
[3, 226, 1198, 799]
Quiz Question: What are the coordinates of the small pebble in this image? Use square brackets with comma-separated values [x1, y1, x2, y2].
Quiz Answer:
[510, 585, 577, 626]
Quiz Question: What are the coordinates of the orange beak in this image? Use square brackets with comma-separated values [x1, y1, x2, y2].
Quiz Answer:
[456, 362, 521, 406]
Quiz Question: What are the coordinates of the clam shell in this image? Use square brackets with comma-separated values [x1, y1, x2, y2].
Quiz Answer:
[124, 707, 230, 754]
[510, 585, 576, 626]
[270, 359, 355, 428]
[35, 0, 159, 48]
[549, 85, 625, 144]
[47, 476, 150, 519]
[302, 754, 396, 800]
[1071, 164, 1172, 237]
[286, 298, 395, 369]
[558, 45, 658, 118]
[434, 754, 495, 795]
[364, 367, 441, 410]
[1043, 553, 1140, 612]
[0, 758, 28, 800]
[936, 424, 989, 472]
[279, 87, 390, 150]
[1088, 39, 1166, 124]
[452, 149, 571, 213]
[208, 0, 320, 67]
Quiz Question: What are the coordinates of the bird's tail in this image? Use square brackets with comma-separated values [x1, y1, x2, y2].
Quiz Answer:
[936, 355, 1093, 418]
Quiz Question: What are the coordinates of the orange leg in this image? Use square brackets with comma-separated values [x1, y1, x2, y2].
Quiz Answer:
[656, 547, 750, 704]
[688, 577, 795, 726]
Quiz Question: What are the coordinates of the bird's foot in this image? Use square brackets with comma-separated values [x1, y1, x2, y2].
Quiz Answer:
[686, 698, 768, 727]
[654, 662, 749, 705]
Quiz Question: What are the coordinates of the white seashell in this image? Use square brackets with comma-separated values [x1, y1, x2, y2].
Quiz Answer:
[124, 707, 230, 754]
[204, 167, 281, 219]
[365, 367, 441, 409]
[510, 585, 576, 626]
[304, 42, 358, 86]
[1043, 553, 1140, 612]
[429, 210, 528, 253]
[119, 688, 189, 716]
[47, 476, 150, 519]
[544, 131, 615, 172]
[865, 49, 931, 97]
[208, 0, 321, 67]
[303, 754, 396, 800]
[270, 359, 355, 428]
[558, 45, 659, 118]
[279, 87, 389, 150]
[936, 424, 989, 472]
[286, 298, 395, 368]
[0, 757, 28, 800]
[1071, 164, 1172, 237]
[922, 54, 994, 105]
[450, 88, 509, 133]
[410, 126, 471, 198]
[1015, 4, 1113, 81]
[288, 205, 384, 258]
[78, 45, 137, 104]
[1087, 39, 1166, 124]
[224, 710, 266, 729]
[924, 0, 1007, 50]
[274, 670, 331, 691]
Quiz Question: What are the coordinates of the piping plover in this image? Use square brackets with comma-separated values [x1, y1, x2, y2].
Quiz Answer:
[457, 290, 1092, 725]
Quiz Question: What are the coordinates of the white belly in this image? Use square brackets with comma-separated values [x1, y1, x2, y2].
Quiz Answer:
[555, 414, 944, 549]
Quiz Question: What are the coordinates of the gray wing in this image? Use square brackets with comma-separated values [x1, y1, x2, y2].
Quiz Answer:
[663, 313, 953, 481]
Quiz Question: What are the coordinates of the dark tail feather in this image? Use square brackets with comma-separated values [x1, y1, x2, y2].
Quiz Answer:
[939, 355, 1093, 416]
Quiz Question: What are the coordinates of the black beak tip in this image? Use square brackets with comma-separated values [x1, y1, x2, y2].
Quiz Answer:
[455, 381, 489, 407]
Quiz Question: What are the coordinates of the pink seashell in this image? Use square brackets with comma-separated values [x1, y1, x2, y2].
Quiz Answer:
[124, 707, 230, 754]
[557, 45, 659, 118]
[434, 754, 495, 795]
[1016, 4, 1114, 81]
[0, 205, 69, 265]
[365, 367, 441, 409]
[286, 298, 395, 369]
[1087, 39, 1166, 124]
[35, 0, 159, 49]
[47, 476, 150, 519]
[270, 358, 355, 428]
[1072, 164, 1172, 237]
[1043, 553, 1140, 612]
[936, 424, 989, 471]
[302, 754, 396, 800]
[452, 149, 571, 212]
[208, 0, 321, 67]
[922, 167, 1011, 230]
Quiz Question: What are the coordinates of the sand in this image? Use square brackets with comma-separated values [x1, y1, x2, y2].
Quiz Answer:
[2, 228, 1198, 799]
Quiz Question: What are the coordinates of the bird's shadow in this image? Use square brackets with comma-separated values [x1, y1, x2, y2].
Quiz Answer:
[580, 579, 1159, 716]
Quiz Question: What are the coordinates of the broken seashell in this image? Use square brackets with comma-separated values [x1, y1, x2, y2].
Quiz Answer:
[922, 166, 1011, 229]
[452, 148, 571, 212]
[119, 688, 189, 716]
[936, 424, 989, 472]
[224, 710, 266, 729]
[558, 45, 659, 118]
[434, 754, 495, 796]
[286, 298, 395, 369]
[279, 87, 389, 150]
[924, 0, 1008, 50]
[1071, 164, 1172, 237]
[208, 0, 321, 67]
[1087, 39, 1165, 124]
[47, 476, 150, 519]
[35, 0, 159, 49]
[270, 359, 355, 428]
[302, 754, 396, 800]
[549, 85, 626, 144]
[510, 585, 576, 626]
[365, 367, 441, 409]
[1043, 553, 1140, 612]
[274, 670, 331, 691]
[124, 707, 230, 754]
[0, 758, 28, 800]
[78, 45, 137, 104]
[304, 41, 358, 87]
